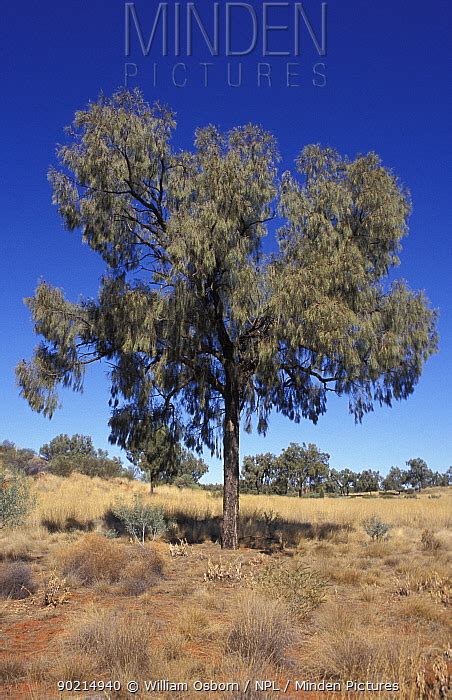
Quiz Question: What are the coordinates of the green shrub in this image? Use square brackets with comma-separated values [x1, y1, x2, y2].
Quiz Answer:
[172, 473, 200, 489]
[251, 559, 327, 618]
[113, 496, 167, 543]
[0, 466, 34, 529]
[362, 515, 391, 541]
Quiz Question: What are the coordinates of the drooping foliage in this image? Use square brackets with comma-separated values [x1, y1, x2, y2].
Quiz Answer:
[126, 428, 209, 491]
[16, 89, 438, 547]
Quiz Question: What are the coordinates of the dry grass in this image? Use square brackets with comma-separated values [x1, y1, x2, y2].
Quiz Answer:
[0, 562, 36, 599]
[57, 533, 164, 594]
[58, 533, 129, 584]
[32, 473, 147, 532]
[226, 591, 295, 668]
[176, 606, 218, 641]
[0, 525, 52, 561]
[1, 476, 450, 699]
[0, 655, 26, 682]
[119, 546, 164, 595]
[62, 608, 152, 673]
[28, 474, 452, 536]
[303, 602, 424, 684]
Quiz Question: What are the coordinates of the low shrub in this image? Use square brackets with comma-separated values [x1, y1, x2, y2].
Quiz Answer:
[251, 559, 327, 618]
[0, 562, 36, 599]
[112, 496, 167, 543]
[362, 515, 391, 541]
[204, 557, 247, 583]
[64, 608, 151, 674]
[44, 572, 69, 607]
[227, 591, 294, 667]
[421, 529, 441, 551]
[58, 534, 129, 584]
[119, 546, 164, 595]
[58, 534, 164, 594]
[0, 466, 34, 529]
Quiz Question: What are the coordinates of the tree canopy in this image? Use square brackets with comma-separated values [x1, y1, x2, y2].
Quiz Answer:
[16, 89, 438, 547]
[127, 428, 208, 492]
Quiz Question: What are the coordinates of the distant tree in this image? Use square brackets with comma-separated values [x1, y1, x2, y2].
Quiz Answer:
[173, 449, 209, 487]
[127, 429, 208, 492]
[40, 433, 96, 460]
[327, 468, 356, 496]
[241, 453, 276, 494]
[354, 469, 381, 493]
[405, 458, 431, 492]
[16, 90, 438, 547]
[279, 442, 329, 497]
[0, 441, 37, 475]
[127, 428, 180, 494]
[382, 466, 406, 493]
[40, 433, 127, 479]
[429, 471, 449, 487]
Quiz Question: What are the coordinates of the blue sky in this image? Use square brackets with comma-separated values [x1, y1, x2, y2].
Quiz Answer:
[1, 1, 451, 481]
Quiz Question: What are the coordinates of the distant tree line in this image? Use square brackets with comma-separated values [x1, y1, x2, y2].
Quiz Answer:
[1, 436, 450, 495]
[239, 444, 451, 496]
[0, 432, 208, 488]
[0, 435, 131, 479]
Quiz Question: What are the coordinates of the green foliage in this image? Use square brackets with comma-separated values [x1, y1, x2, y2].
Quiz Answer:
[354, 469, 381, 493]
[127, 429, 208, 490]
[241, 453, 276, 494]
[177, 450, 209, 483]
[278, 442, 330, 496]
[405, 458, 432, 492]
[48, 453, 126, 479]
[15, 89, 438, 548]
[40, 433, 128, 479]
[362, 515, 391, 541]
[0, 466, 34, 529]
[252, 559, 327, 618]
[113, 496, 167, 543]
[0, 441, 41, 475]
[172, 473, 200, 489]
[327, 468, 356, 496]
[40, 433, 96, 460]
[382, 466, 406, 492]
[17, 90, 437, 434]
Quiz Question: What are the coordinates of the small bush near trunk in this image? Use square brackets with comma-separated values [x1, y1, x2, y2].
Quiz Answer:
[0, 562, 36, 599]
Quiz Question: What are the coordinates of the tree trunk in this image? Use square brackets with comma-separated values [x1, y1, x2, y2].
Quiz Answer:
[149, 479, 154, 495]
[222, 367, 240, 549]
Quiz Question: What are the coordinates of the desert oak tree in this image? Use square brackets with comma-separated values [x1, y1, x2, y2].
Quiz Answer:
[16, 90, 437, 548]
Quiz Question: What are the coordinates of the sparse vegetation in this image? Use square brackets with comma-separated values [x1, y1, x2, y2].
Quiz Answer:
[113, 496, 167, 542]
[227, 591, 295, 667]
[421, 528, 442, 551]
[0, 562, 36, 599]
[362, 514, 391, 541]
[57, 533, 164, 595]
[0, 465, 34, 529]
[0, 474, 450, 699]
[251, 559, 327, 618]
[62, 608, 152, 675]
